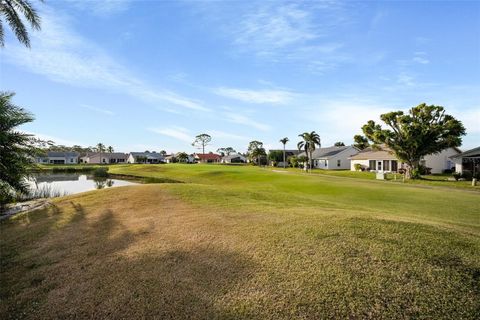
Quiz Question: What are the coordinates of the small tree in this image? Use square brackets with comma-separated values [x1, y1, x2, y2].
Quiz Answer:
[0, 92, 44, 208]
[159, 150, 167, 156]
[217, 147, 236, 156]
[177, 152, 189, 163]
[268, 150, 283, 166]
[279, 137, 289, 169]
[107, 146, 114, 153]
[297, 131, 321, 172]
[362, 103, 465, 179]
[289, 156, 299, 168]
[353, 135, 369, 150]
[192, 133, 211, 154]
[334, 142, 345, 147]
[247, 141, 266, 165]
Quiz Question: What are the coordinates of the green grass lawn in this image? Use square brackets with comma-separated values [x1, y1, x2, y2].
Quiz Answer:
[1, 164, 479, 319]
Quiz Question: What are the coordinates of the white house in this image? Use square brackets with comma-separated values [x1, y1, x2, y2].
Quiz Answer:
[299, 146, 359, 170]
[350, 146, 461, 174]
[221, 154, 247, 163]
[450, 146, 480, 174]
[81, 152, 127, 164]
[36, 152, 79, 165]
[126, 152, 164, 164]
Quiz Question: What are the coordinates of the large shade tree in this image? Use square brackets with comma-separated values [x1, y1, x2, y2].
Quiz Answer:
[362, 103, 465, 178]
[0, 92, 43, 207]
[0, 0, 43, 48]
[192, 133, 211, 154]
[353, 135, 369, 150]
[297, 131, 321, 172]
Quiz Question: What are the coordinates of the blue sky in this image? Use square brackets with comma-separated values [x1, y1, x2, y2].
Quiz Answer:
[2, 0, 479, 153]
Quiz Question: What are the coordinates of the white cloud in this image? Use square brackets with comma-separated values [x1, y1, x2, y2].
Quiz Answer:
[412, 51, 429, 64]
[209, 130, 250, 141]
[80, 104, 115, 116]
[148, 126, 192, 143]
[214, 87, 294, 104]
[224, 112, 271, 131]
[26, 132, 82, 146]
[1, 8, 208, 112]
[397, 72, 416, 86]
[66, 0, 131, 16]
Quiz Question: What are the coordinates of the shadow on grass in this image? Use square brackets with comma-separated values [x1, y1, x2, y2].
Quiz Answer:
[0, 201, 255, 319]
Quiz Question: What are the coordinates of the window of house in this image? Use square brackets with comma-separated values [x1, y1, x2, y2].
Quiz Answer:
[324, 161, 327, 167]
[369, 160, 376, 170]
[383, 160, 390, 171]
[391, 160, 398, 172]
[337, 159, 341, 167]
[70, 158, 73, 163]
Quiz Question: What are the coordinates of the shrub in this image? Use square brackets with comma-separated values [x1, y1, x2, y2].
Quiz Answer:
[354, 163, 362, 171]
[452, 172, 461, 181]
[93, 167, 109, 178]
[443, 169, 453, 174]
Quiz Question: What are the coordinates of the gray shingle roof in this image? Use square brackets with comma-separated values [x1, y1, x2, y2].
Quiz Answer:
[47, 152, 79, 157]
[299, 146, 354, 159]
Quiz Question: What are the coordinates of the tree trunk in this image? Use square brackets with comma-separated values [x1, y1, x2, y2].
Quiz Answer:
[406, 160, 420, 179]
[283, 144, 286, 169]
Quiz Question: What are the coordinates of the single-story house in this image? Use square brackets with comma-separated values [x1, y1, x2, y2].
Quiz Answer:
[194, 153, 221, 163]
[164, 154, 176, 163]
[450, 146, 480, 174]
[299, 146, 359, 170]
[221, 154, 247, 163]
[36, 152, 79, 165]
[126, 152, 164, 164]
[81, 152, 127, 164]
[350, 146, 461, 174]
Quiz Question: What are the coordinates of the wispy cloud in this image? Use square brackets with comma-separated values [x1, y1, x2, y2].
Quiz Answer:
[209, 130, 250, 141]
[224, 112, 271, 131]
[26, 131, 82, 146]
[1, 7, 208, 112]
[148, 126, 192, 143]
[80, 104, 115, 116]
[66, 0, 131, 16]
[228, 2, 348, 73]
[412, 51, 429, 64]
[214, 87, 294, 104]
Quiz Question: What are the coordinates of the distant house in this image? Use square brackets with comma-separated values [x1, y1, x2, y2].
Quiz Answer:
[164, 154, 176, 163]
[450, 146, 480, 174]
[194, 153, 221, 163]
[126, 152, 164, 164]
[299, 146, 359, 170]
[350, 145, 461, 173]
[81, 152, 127, 164]
[36, 152, 79, 165]
[221, 154, 246, 163]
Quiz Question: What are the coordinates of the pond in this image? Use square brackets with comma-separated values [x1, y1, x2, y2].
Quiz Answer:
[27, 173, 139, 198]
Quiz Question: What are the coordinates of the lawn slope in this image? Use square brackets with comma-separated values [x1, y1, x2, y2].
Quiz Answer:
[1, 164, 479, 319]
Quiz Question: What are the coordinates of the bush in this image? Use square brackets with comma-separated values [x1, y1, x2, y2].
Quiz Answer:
[418, 165, 432, 175]
[443, 169, 453, 174]
[93, 167, 109, 178]
[354, 163, 362, 171]
[452, 172, 461, 181]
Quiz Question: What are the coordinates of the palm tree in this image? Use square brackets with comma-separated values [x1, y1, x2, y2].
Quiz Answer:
[279, 137, 289, 168]
[107, 146, 114, 153]
[0, 0, 43, 48]
[297, 131, 321, 172]
[96, 143, 105, 164]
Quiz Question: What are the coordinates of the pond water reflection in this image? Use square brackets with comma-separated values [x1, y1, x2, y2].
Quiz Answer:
[28, 173, 138, 197]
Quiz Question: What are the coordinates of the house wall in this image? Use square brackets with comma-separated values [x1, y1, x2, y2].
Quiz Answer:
[423, 148, 458, 174]
[350, 159, 370, 171]
[313, 147, 358, 170]
[127, 154, 136, 164]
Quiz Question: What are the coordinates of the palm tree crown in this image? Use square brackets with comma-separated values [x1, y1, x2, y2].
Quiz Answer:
[297, 131, 321, 172]
[0, 0, 43, 48]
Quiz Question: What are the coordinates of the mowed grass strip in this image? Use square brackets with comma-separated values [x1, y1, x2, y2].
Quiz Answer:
[1, 164, 479, 319]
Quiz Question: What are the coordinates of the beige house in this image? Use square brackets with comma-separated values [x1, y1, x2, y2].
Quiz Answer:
[81, 152, 127, 164]
[450, 146, 480, 174]
[350, 146, 460, 174]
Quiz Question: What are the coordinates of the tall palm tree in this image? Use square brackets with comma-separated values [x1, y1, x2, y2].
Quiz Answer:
[297, 131, 321, 172]
[279, 137, 289, 168]
[0, 0, 43, 48]
[96, 143, 105, 164]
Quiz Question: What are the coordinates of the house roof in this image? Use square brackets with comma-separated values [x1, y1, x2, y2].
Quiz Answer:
[47, 151, 79, 157]
[195, 153, 221, 160]
[269, 149, 301, 155]
[450, 146, 480, 159]
[222, 154, 246, 160]
[299, 146, 356, 159]
[349, 146, 396, 160]
[85, 152, 127, 159]
[129, 152, 164, 159]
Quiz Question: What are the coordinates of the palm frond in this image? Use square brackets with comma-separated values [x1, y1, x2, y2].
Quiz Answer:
[1, 1, 30, 47]
[10, 0, 41, 29]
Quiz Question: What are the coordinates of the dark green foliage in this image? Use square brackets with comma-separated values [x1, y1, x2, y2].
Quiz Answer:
[353, 135, 369, 150]
[362, 104, 465, 179]
[176, 152, 189, 163]
[268, 150, 283, 163]
[0, 92, 43, 208]
[93, 167, 109, 178]
[297, 131, 321, 172]
[0, 0, 43, 47]
[217, 147, 236, 156]
[334, 141, 345, 146]
[247, 141, 266, 165]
